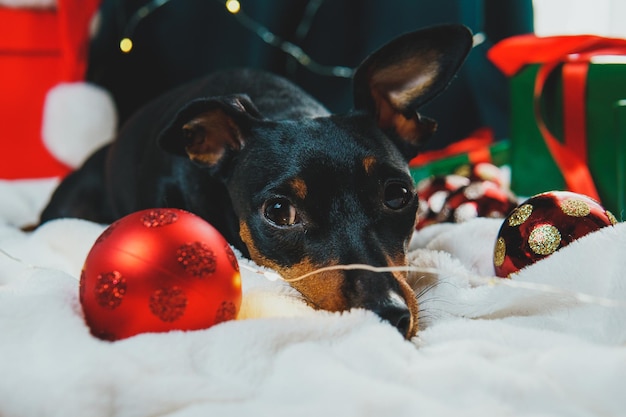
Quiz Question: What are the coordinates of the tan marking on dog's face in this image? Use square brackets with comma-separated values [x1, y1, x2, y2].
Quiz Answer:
[279, 258, 347, 311]
[385, 252, 419, 338]
[396, 276, 419, 338]
[240, 220, 418, 337]
[363, 156, 377, 175]
[239, 221, 347, 311]
[385, 252, 408, 281]
[290, 178, 308, 200]
[239, 221, 268, 266]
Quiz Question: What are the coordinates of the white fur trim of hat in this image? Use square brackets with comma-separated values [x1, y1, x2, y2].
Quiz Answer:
[42, 82, 117, 169]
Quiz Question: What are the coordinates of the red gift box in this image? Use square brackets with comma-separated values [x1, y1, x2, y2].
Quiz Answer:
[0, 0, 100, 179]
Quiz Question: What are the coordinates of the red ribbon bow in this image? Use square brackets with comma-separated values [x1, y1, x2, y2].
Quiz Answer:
[489, 34, 626, 202]
[409, 127, 494, 166]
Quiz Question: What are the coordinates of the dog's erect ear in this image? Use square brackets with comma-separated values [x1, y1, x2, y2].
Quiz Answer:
[353, 24, 473, 158]
[159, 94, 262, 168]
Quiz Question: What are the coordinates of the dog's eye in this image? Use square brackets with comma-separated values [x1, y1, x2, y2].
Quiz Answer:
[384, 182, 413, 210]
[263, 198, 299, 227]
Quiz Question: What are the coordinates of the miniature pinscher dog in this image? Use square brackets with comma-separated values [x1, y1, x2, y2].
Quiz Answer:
[41, 24, 472, 339]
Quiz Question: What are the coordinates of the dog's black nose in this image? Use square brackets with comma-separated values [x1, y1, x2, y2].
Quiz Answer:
[373, 299, 412, 337]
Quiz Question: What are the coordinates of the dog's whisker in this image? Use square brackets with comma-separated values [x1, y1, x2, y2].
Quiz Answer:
[415, 311, 443, 327]
[413, 277, 465, 302]
[416, 310, 439, 321]
[417, 305, 452, 317]
[415, 296, 453, 306]
[414, 281, 441, 300]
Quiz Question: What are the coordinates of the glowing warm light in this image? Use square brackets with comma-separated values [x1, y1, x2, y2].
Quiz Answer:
[225, 0, 241, 14]
[120, 37, 133, 53]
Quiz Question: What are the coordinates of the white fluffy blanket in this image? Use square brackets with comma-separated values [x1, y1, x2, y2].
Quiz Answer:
[1, 178, 626, 417]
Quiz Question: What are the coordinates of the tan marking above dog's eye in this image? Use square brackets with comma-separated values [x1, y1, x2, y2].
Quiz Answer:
[363, 156, 377, 175]
[290, 178, 308, 200]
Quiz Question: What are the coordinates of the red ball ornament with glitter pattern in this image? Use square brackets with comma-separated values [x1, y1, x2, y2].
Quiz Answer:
[493, 191, 618, 278]
[80, 208, 242, 341]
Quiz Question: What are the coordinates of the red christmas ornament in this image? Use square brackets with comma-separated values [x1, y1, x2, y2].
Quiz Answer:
[437, 180, 518, 224]
[493, 191, 618, 277]
[463, 162, 509, 188]
[416, 163, 516, 229]
[416, 174, 470, 229]
[80, 208, 242, 341]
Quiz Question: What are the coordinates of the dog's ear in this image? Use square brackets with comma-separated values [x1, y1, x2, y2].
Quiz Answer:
[353, 24, 473, 159]
[159, 94, 261, 169]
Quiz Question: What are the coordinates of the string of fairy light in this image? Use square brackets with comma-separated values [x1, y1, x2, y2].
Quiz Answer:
[118, 0, 486, 77]
[118, 0, 354, 77]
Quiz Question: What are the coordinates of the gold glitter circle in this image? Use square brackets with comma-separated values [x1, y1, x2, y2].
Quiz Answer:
[493, 237, 506, 267]
[606, 210, 618, 225]
[560, 198, 590, 217]
[528, 224, 561, 256]
[508, 204, 533, 227]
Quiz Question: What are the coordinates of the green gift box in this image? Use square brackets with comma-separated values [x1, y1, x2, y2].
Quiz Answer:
[509, 62, 626, 217]
[489, 34, 626, 219]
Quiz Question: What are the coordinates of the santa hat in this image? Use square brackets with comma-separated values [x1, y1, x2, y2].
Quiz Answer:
[40, 0, 117, 169]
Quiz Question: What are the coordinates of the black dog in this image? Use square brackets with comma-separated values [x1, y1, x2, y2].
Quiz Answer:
[41, 25, 472, 339]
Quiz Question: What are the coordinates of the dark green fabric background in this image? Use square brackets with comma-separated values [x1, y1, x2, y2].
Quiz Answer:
[87, 0, 533, 150]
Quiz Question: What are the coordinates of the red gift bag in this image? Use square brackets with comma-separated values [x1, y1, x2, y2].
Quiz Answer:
[0, 0, 100, 179]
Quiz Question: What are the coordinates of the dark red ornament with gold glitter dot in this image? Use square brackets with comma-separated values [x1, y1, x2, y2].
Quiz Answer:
[80, 208, 242, 341]
[493, 191, 618, 278]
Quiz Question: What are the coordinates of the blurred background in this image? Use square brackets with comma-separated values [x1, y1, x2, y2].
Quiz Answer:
[0, 0, 623, 179]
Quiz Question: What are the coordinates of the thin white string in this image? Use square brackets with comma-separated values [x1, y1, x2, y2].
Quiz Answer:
[0, 247, 37, 269]
[3, 243, 624, 310]
[240, 262, 626, 309]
